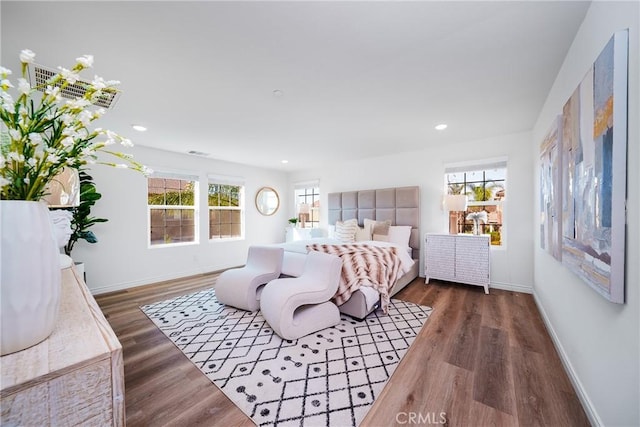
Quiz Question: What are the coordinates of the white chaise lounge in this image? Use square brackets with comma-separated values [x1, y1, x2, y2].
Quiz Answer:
[260, 251, 342, 340]
[215, 245, 284, 312]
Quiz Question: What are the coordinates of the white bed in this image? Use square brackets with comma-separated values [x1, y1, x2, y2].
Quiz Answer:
[274, 186, 421, 319]
[276, 238, 414, 276]
[273, 237, 418, 318]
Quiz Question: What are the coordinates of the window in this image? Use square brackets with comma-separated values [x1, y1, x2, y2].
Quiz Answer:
[148, 173, 198, 246]
[294, 181, 320, 228]
[208, 176, 244, 240]
[445, 161, 506, 246]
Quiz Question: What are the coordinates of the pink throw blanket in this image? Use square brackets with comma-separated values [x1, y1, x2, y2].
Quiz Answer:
[306, 244, 403, 313]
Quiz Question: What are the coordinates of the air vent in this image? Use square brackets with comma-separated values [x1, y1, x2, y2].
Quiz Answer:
[187, 150, 210, 157]
[28, 64, 120, 109]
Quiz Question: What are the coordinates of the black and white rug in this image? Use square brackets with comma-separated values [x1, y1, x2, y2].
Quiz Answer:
[141, 289, 432, 426]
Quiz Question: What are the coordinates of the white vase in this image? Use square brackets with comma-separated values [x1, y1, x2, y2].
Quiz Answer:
[74, 261, 86, 283]
[1, 200, 62, 355]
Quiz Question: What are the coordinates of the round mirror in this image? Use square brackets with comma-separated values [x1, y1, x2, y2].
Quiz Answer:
[255, 187, 280, 216]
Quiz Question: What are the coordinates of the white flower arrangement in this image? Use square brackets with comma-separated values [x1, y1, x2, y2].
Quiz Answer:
[0, 49, 151, 201]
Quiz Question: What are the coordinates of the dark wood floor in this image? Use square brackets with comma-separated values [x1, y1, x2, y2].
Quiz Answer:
[95, 275, 590, 427]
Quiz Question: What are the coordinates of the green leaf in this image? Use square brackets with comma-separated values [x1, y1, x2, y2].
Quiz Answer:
[81, 192, 101, 202]
[78, 230, 98, 243]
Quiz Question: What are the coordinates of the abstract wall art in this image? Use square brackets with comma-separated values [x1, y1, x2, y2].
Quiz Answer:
[540, 30, 628, 303]
[540, 116, 563, 261]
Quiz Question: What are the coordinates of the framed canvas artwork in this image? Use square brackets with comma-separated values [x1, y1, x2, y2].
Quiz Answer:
[559, 30, 628, 303]
[540, 116, 563, 261]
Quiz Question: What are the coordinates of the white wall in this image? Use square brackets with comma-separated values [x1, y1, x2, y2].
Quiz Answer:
[531, 2, 639, 425]
[289, 131, 534, 292]
[74, 145, 289, 294]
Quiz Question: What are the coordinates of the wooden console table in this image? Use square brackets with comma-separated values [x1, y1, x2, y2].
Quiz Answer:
[1, 266, 124, 426]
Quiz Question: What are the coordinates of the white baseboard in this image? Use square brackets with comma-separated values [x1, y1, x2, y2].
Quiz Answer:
[89, 266, 227, 295]
[95, 274, 532, 296]
[532, 291, 602, 427]
[490, 280, 533, 294]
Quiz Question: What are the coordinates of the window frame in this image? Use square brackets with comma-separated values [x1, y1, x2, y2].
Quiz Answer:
[444, 159, 507, 248]
[207, 175, 245, 242]
[147, 171, 200, 249]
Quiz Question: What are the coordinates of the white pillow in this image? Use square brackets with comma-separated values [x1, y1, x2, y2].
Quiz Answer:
[388, 225, 412, 248]
[364, 218, 391, 241]
[334, 219, 358, 243]
[373, 233, 389, 242]
[355, 226, 372, 242]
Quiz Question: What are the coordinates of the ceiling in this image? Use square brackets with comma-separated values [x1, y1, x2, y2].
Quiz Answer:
[1, 1, 590, 172]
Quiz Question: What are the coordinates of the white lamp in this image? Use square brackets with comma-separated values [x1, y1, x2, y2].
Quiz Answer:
[444, 194, 468, 234]
[298, 203, 310, 228]
[444, 194, 468, 212]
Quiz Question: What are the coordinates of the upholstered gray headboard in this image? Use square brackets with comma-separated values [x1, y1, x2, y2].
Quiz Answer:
[327, 186, 420, 259]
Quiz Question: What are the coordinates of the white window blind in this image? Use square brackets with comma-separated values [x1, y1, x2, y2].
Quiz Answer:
[150, 169, 199, 182]
[207, 173, 245, 186]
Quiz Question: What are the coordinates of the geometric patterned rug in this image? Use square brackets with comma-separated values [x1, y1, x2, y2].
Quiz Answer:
[141, 288, 432, 427]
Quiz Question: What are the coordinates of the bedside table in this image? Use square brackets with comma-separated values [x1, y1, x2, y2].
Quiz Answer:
[285, 227, 313, 242]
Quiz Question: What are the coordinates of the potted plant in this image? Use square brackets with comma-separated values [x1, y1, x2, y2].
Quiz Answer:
[63, 170, 107, 278]
[288, 217, 298, 227]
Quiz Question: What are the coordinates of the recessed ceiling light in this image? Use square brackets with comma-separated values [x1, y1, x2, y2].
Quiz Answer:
[281, 159, 289, 164]
[435, 124, 448, 131]
[132, 124, 147, 132]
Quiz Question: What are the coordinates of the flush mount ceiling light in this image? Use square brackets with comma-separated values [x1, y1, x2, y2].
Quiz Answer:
[281, 159, 289, 164]
[435, 124, 448, 131]
[132, 124, 147, 132]
[273, 89, 284, 98]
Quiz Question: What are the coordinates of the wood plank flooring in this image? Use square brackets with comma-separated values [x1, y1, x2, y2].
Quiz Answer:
[95, 275, 590, 427]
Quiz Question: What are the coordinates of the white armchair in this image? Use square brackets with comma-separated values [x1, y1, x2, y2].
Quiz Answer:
[260, 251, 342, 340]
[215, 245, 284, 312]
